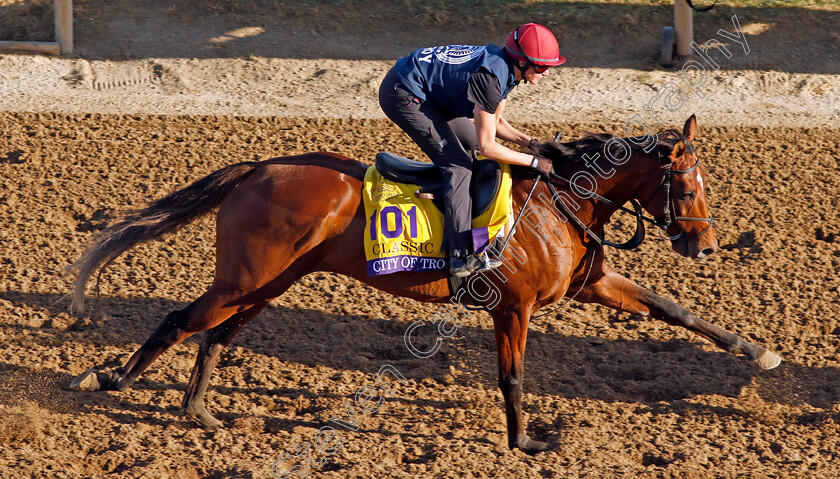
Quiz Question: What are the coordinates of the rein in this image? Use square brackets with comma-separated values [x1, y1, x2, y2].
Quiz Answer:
[541, 152, 714, 249]
[509, 128, 715, 319]
[545, 178, 646, 250]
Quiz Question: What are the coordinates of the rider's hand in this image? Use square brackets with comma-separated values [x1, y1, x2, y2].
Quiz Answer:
[528, 138, 540, 151]
[530, 155, 554, 176]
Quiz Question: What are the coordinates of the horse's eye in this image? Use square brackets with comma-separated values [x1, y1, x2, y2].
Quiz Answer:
[680, 191, 696, 201]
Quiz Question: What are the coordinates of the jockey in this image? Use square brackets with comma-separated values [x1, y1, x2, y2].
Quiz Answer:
[379, 23, 565, 277]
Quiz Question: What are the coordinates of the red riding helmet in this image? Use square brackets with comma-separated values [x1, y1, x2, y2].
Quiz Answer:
[505, 23, 566, 68]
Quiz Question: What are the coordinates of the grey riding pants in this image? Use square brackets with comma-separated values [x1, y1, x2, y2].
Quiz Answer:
[378, 67, 478, 259]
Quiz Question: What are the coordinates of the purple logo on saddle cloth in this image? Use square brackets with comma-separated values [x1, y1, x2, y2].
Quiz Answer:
[367, 255, 447, 276]
[472, 227, 490, 255]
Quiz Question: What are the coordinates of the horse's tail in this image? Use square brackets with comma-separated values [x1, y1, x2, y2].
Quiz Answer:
[67, 161, 260, 313]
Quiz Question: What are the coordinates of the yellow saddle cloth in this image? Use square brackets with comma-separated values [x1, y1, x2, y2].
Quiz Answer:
[362, 162, 512, 276]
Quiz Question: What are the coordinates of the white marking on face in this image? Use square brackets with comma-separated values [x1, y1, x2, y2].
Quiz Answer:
[696, 171, 703, 189]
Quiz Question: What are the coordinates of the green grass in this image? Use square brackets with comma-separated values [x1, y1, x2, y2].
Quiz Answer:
[295, 0, 837, 7]
[158, 0, 838, 34]
[520, 0, 837, 8]
[366, 0, 839, 31]
[181, 0, 839, 15]
[268, 0, 839, 34]
[353, 0, 839, 13]
[3, 0, 836, 46]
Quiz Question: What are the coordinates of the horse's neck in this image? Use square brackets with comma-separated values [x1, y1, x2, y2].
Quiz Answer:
[511, 158, 652, 233]
[587, 160, 652, 227]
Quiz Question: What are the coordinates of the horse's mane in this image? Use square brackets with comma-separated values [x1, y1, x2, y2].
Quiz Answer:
[533, 129, 691, 170]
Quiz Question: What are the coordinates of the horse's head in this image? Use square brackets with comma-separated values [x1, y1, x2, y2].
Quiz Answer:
[638, 115, 718, 260]
[533, 115, 717, 259]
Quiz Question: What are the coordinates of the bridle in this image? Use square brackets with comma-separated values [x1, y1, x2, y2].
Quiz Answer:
[538, 136, 714, 250]
[492, 135, 715, 319]
[641, 152, 715, 242]
[499, 133, 714, 320]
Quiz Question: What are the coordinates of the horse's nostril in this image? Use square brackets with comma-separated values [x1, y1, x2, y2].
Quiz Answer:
[700, 247, 716, 257]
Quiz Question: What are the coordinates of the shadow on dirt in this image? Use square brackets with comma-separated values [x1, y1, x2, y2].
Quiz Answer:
[1, 1, 837, 73]
[3, 290, 838, 422]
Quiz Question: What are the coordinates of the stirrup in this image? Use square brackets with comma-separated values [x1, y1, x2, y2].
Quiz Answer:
[463, 253, 502, 275]
[449, 257, 472, 278]
[472, 252, 502, 273]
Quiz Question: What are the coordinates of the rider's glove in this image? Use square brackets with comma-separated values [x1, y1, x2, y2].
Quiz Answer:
[530, 155, 554, 176]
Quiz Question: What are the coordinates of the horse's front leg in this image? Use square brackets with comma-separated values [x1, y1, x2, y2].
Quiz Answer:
[574, 266, 781, 369]
[492, 305, 552, 454]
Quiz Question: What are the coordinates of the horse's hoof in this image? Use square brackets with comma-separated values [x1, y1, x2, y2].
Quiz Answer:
[185, 404, 223, 430]
[202, 416, 223, 431]
[515, 434, 552, 455]
[754, 348, 782, 370]
[68, 369, 101, 391]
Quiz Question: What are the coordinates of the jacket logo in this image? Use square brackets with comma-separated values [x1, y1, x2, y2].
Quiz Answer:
[433, 45, 483, 64]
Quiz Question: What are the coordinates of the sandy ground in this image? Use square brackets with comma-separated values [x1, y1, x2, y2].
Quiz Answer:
[3, 55, 840, 128]
[1, 1, 839, 127]
[1, 1, 840, 478]
[2, 113, 840, 479]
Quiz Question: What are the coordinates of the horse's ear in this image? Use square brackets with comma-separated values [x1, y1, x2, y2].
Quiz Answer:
[670, 139, 686, 160]
[683, 115, 697, 142]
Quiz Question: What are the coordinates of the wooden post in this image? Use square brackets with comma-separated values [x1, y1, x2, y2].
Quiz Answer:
[0, 41, 59, 55]
[0, 0, 71, 55]
[674, 0, 693, 56]
[54, 0, 73, 55]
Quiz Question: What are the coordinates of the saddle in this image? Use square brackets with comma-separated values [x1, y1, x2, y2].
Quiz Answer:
[375, 152, 502, 218]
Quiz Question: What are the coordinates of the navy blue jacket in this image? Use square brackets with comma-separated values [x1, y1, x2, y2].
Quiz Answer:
[392, 44, 519, 118]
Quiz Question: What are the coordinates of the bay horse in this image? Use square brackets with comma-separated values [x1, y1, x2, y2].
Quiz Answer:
[67, 115, 780, 454]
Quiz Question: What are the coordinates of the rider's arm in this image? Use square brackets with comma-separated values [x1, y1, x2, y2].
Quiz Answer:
[474, 101, 536, 167]
[466, 71, 535, 164]
[494, 114, 531, 148]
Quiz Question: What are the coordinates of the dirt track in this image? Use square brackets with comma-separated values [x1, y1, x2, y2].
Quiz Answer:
[1, 111, 839, 478]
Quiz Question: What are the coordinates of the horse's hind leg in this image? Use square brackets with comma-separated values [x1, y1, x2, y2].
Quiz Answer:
[71, 283, 268, 392]
[182, 302, 267, 429]
[180, 269, 307, 428]
[71, 303, 197, 392]
[573, 266, 781, 369]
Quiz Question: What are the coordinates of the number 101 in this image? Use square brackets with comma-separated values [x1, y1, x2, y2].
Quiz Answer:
[369, 206, 418, 240]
